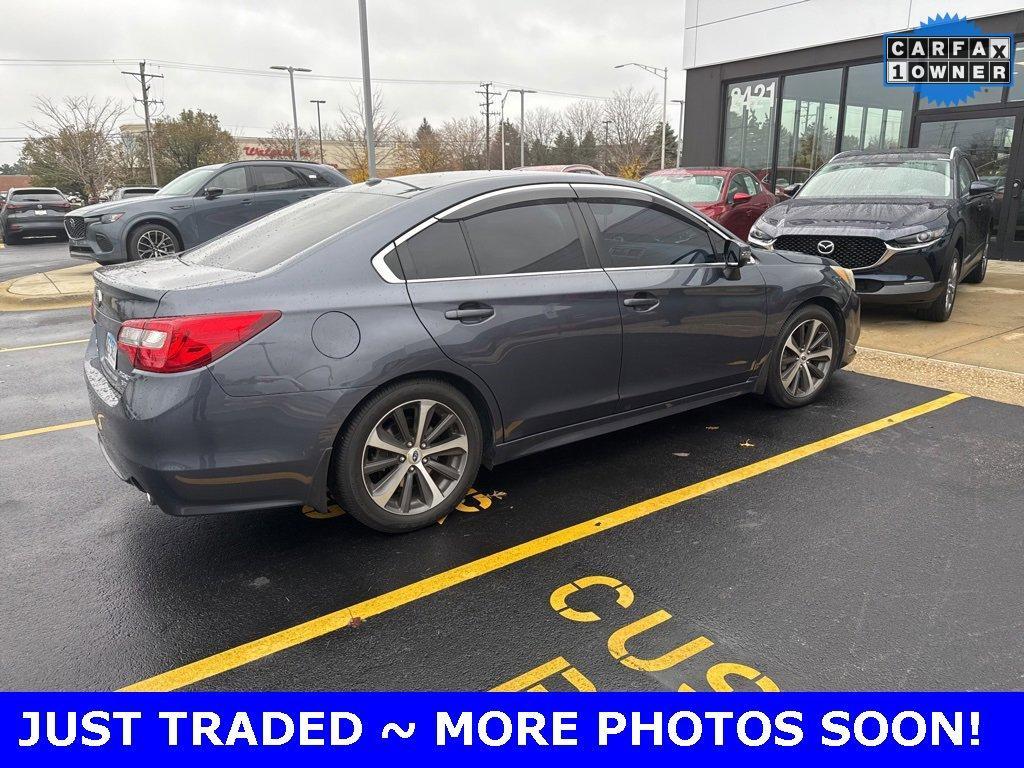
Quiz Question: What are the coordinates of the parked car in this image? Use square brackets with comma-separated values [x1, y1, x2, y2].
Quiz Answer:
[65, 160, 350, 263]
[109, 186, 160, 200]
[755, 166, 813, 197]
[0, 187, 74, 244]
[86, 171, 859, 532]
[748, 148, 994, 322]
[513, 164, 604, 175]
[641, 167, 777, 239]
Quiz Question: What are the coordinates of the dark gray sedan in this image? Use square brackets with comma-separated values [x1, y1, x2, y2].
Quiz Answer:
[65, 160, 349, 263]
[86, 171, 860, 533]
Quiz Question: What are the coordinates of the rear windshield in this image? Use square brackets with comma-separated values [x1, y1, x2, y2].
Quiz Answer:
[799, 160, 952, 198]
[643, 174, 724, 203]
[180, 189, 402, 272]
[9, 189, 65, 202]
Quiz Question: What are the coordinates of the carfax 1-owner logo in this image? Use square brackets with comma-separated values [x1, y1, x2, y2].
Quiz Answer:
[884, 13, 1015, 106]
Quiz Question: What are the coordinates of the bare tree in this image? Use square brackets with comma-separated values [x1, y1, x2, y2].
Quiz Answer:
[603, 87, 658, 178]
[22, 96, 127, 201]
[333, 87, 410, 180]
[524, 106, 562, 148]
[562, 100, 605, 144]
[437, 117, 485, 171]
[257, 122, 319, 161]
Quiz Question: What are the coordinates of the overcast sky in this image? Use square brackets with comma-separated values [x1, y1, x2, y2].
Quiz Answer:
[0, 0, 687, 165]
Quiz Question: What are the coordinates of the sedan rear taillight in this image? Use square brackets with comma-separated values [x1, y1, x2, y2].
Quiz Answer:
[117, 311, 281, 373]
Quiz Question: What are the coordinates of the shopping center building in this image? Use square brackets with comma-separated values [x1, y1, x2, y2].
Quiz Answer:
[681, 1, 1024, 260]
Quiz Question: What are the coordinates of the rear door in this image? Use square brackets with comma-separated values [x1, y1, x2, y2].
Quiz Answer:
[192, 166, 256, 242]
[578, 186, 767, 410]
[249, 164, 315, 220]
[400, 186, 622, 441]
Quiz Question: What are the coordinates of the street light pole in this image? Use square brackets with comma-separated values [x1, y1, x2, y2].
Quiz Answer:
[603, 119, 612, 174]
[500, 90, 513, 170]
[357, 0, 376, 178]
[310, 99, 326, 164]
[671, 98, 685, 168]
[615, 62, 669, 170]
[501, 88, 536, 168]
[270, 64, 312, 159]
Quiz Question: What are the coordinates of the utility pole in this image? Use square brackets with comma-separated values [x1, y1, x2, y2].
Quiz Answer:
[477, 82, 495, 170]
[499, 90, 513, 170]
[122, 61, 163, 185]
[671, 99, 685, 168]
[270, 64, 312, 159]
[357, 0, 376, 178]
[310, 99, 326, 164]
[603, 119, 612, 174]
[502, 88, 536, 168]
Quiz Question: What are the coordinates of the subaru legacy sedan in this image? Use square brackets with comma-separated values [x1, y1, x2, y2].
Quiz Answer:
[86, 171, 859, 533]
[65, 160, 349, 263]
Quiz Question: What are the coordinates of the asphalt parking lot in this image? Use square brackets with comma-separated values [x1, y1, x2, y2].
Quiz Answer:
[3, 291, 1023, 693]
[0, 237, 70, 282]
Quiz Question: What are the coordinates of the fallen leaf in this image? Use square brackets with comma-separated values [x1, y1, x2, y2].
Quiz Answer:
[672, 452, 690, 458]
[347, 616, 364, 628]
[705, 425, 719, 431]
[739, 440, 755, 448]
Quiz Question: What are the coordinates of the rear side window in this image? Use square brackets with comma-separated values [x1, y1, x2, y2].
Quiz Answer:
[397, 221, 475, 280]
[252, 165, 305, 191]
[297, 168, 334, 187]
[180, 190, 401, 272]
[587, 201, 716, 267]
[463, 202, 587, 275]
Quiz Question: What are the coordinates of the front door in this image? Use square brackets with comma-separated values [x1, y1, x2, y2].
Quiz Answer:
[580, 195, 767, 410]
[191, 165, 257, 243]
[399, 198, 622, 441]
[916, 108, 1024, 261]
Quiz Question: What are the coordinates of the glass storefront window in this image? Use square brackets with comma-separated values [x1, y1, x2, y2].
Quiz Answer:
[1007, 42, 1024, 102]
[723, 77, 777, 178]
[840, 62, 914, 151]
[775, 68, 842, 193]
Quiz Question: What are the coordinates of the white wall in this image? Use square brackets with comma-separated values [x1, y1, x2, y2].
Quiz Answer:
[683, 0, 1024, 70]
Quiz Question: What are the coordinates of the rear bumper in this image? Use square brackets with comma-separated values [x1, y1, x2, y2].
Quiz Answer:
[4, 218, 66, 236]
[83, 330, 370, 516]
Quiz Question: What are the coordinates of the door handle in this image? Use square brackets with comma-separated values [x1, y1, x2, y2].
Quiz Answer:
[623, 293, 660, 311]
[444, 304, 494, 322]
[240, 198, 254, 205]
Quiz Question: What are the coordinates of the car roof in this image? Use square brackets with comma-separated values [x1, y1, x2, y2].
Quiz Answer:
[831, 148, 953, 163]
[8, 187, 62, 193]
[644, 167, 735, 177]
[360, 170, 646, 197]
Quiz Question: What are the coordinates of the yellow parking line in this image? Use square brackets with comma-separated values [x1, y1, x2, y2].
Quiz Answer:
[120, 391, 968, 692]
[0, 419, 94, 441]
[0, 339, 88, 353]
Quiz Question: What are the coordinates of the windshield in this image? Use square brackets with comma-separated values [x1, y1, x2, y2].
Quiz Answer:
[180, 189, 403, 272]
[155, 166, 221, 197]
[643, 174, 725, 203]
[800, 160, 952, 198]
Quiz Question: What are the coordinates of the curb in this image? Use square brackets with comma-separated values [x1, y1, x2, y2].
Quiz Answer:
[0, 264, 96, 313]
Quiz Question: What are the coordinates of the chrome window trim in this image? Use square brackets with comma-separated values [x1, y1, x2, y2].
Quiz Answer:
[394, 217, 439, 246]
[436, 183, 576, 219]
[370, 243, 403, 284]
[603, 263, 730, 271]
[405, 268, 607, 284]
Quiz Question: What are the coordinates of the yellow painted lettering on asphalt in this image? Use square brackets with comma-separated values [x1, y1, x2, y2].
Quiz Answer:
[549, 576, 634, 623]
[607, 610, 714, 672]
[490, 656, 596, 692]
[121, 391, 969, 692]
[705, 662, 780, 692]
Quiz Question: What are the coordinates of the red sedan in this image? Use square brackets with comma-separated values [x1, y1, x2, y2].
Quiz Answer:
[641, 167, 777, 240]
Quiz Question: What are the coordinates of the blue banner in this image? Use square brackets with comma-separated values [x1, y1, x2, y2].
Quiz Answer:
[1, 692, 1020, 766]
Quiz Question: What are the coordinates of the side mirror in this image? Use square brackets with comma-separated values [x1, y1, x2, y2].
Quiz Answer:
[729, 191, 753, 205]
[725, 241, 753, 268]
[204, 187, 224, 200]
[969, 180, 995, 196]
[781, 183, 802, 197]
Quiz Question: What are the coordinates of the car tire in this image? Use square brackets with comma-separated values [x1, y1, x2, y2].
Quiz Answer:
[920, 245, 961, 322]
[3, 233, 18, 245]
[764, 304, 839, 409]
[962, 240, 988, 284]
[331, 378, 483, 533]
[128, 224, 180, 261]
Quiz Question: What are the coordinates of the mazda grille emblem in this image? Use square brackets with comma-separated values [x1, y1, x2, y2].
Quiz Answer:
[817, 239, 835, 256]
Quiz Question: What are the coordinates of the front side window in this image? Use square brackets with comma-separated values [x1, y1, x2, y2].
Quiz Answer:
[397, 221, 475, 280]
[252, 165, 305, 191]
[587, 201, 716, 267]
[956, 157, 975, 197]
[739, 173, 760, 196]
[644, 173, 724, 204]
[156, 166, 221, 197]
[207, 167, 250, 195]
[799, 160, 952, 198]
[462, 202, 587, 275]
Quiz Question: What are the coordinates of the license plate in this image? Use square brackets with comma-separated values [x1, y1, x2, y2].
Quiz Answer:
[34, 209, 47, 216]
[104, 332, 117, 371]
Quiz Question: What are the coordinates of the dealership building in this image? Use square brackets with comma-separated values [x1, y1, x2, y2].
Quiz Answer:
[681, 1, 1024, 260]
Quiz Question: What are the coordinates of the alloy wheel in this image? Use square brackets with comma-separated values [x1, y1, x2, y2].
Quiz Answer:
[945, 256, 959, 313]
[779, 318, 833, 398]
[361, 399, 469, 516]
[135, 229, 177, 259]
